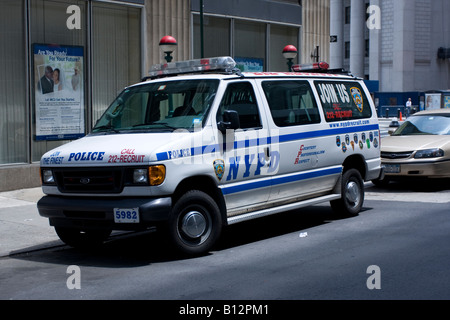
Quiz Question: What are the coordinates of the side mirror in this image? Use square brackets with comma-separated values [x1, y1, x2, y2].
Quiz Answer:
[218, 110, 240, 134]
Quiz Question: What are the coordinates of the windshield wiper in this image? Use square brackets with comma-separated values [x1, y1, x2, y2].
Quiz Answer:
[132, 122, 177, 131]
[93, 124, 120, 133]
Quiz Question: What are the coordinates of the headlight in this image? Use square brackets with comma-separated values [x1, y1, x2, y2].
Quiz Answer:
[133, 169, 148, 184]
[41, 169, 55, 184]
[148, 165, 166, 186]
[414, 148, 444, 159]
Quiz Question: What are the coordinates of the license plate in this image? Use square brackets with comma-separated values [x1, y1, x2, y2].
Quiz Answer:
[114, 208, 140, 223]
[384, 164, 400, 174]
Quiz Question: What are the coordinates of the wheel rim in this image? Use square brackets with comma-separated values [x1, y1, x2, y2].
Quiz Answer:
[181, 211, 207, 239]
[178, 207, 211, 246]
[345, 180, 361, 208]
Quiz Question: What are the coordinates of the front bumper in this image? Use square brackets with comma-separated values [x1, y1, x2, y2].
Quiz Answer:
[382, 159, 450, 178]
[37, 195, 172, 230]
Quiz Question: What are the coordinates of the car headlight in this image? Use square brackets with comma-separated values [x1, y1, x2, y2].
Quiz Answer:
[41, 169, 55, 184]
[414, 148, 444, 159]
[133, 169, 149, 184]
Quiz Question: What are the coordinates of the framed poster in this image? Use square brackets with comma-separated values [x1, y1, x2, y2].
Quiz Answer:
[425, 93, 441, 110]
[235, 57, 264, 72]
[33, 44, 85, 141]
[444, 96, 450, 109]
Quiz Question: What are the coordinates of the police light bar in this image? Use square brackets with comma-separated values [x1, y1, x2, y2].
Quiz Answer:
[291, 62, 330, 72]
[147, 56, 237, 79]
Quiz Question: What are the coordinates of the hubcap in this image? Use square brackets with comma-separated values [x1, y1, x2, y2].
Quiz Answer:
[181, 211, 207, 239]
[346, 181, 360, 205]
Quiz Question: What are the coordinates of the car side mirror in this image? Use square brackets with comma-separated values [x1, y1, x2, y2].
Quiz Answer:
[218, 110, 240, 134]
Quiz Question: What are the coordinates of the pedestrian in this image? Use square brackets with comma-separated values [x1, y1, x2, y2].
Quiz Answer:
[406, 98, 412, 117]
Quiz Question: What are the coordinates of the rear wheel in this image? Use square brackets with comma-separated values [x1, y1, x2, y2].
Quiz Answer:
[55, 227, 111, 248]
[331, 168, 364, 217]
[167, 190, 222, 256]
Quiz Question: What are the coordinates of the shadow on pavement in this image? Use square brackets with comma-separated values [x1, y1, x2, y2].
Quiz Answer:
[372, 178, 450, 193]
[8, 204, 363, 267]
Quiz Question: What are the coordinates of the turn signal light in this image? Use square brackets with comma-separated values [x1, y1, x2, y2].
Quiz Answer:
[148, 165, 166, 186]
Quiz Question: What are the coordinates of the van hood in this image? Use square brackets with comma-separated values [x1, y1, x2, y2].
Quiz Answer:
[40, 132, 195, 167]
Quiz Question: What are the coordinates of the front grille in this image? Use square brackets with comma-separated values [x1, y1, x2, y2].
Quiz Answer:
[381, 151, 414, 160]
[54, 168, 124, 193]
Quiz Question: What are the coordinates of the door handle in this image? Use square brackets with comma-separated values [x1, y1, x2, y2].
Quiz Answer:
[264, 147, 271, 167]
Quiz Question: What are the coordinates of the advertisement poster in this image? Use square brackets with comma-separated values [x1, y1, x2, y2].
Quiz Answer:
[425, 93, 441, 110]
[235, 57, 264, 72]
[34, 44, 84, 140]
[444, 96, 450, 109]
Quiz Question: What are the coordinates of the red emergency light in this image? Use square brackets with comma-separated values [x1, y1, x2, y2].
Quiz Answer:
[291, 62, 330, 72]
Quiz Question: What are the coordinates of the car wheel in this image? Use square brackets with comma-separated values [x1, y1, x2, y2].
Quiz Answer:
[331, 168, 364, 217]
[168, 190, 222, 256]
[55, 227, 111, 248]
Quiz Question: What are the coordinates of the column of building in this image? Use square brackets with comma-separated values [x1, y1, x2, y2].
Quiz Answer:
[330, 0, 365, 78]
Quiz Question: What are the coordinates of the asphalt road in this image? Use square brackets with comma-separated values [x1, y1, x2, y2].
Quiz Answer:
[1, 180, 449, 305]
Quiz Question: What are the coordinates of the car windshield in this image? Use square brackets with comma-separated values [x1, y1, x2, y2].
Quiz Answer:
[92, 79, 219, 134]
[393, 114, 450, 136]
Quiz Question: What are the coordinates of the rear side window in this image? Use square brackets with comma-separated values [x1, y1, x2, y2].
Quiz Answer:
[262, 80, 321, 127]
[314, 81, 372, 122]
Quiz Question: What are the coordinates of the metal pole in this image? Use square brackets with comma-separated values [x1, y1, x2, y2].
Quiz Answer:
[200, 0, 204, 58]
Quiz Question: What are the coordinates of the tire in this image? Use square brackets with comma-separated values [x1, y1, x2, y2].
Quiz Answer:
[167, 190, 222, 256]
[55, 227, 111, 248]
[331, 168, 364, 217]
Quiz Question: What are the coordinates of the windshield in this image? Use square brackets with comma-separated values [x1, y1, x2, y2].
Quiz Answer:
[93, 79, 219, 133]
[393, 114, 450, 136]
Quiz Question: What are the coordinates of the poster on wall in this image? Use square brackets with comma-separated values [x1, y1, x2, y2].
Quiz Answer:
[425, 93, 441, 110]
[444, 96, 450, 109]
[33, 44, 84, 141]
[235, 57, 264, 72]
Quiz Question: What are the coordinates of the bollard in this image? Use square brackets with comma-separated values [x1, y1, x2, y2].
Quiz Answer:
[385, 108, 389, 118]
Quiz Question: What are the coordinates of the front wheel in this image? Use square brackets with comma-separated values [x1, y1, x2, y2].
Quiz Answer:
[167, 190, 222, 256]
[331, 168, 364, 217]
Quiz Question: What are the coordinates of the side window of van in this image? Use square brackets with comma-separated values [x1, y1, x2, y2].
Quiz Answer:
[314, 81, 372, 122]
[262, 81, 321, 127]
[217, 82, 262, 129]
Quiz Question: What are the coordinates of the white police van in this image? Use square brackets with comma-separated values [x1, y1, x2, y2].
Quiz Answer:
[38, 57, 382, 255]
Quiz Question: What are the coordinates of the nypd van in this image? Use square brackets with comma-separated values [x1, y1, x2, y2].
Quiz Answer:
[38, 57, 382, 255]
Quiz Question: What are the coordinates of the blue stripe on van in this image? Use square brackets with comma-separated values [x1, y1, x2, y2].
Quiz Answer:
[156, 124, 379, 161]
[221, 166, 342, 195]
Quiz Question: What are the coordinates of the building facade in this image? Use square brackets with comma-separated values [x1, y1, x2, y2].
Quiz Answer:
[330, 0, 450, 92]
[0, 0, 329, 191]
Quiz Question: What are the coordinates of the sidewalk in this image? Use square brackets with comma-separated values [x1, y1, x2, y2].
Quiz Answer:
[0, 187, 62, 257]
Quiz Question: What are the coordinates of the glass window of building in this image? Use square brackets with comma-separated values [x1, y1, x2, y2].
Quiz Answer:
[29, 0, 141, 162]
[91, 2, 142, 125]
[269, 24, 299, 72]
[234, 20, 266, 71]
[0, 0, 27, 164]
[30, 0, 87, 162]
[193, 15, 230, 58]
